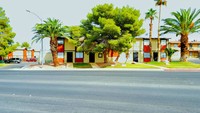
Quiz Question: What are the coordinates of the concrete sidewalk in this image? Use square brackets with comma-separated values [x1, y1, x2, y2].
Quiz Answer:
[15, 62, 200, 72]
[17, 63, 164, 71]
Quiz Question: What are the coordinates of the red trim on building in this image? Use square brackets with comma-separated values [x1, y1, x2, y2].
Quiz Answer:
[108, 50, 118, 57]
[75, 58, 83, 63]
[144, 58, 151, 62]
[58, 44, 64, 52]
[143, 45, 151, 52]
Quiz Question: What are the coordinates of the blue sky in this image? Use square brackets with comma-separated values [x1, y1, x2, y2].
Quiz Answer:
[1, 0, 200, 50]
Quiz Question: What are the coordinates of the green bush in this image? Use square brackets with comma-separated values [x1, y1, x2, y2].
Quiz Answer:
[0, 60, 5, 63]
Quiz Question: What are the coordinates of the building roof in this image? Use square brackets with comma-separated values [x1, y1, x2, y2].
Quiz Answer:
[169, 41, 200, 44]
[136, 37, 171, 40]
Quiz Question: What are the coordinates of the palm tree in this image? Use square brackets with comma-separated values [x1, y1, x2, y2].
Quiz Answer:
[155, 0, 167, 62]
[164, 48, 178, 62]
[145, 8, 157, 61]
[160, 8, 200, 62]
[32, 18, 67, 66]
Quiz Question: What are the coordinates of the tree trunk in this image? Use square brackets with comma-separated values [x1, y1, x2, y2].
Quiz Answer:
[50, 37, 59, 67]
[115, 54, 120, 62]
[157, 3, 162, 62]
[180, 34, 189, 62]
[168, 56, 171, 62]
[125, 52, 129, 63]
[103, 50, 108, 63]
[149, 19, 153, 61]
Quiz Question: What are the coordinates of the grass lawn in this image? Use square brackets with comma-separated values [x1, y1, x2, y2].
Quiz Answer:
[0, 63, 5, 67]
[106, 63, 158, 68]
[147, 61, 200, 68]
[73, 63, 92, 68]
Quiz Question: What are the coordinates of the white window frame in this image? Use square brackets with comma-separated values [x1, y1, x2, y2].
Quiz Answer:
[161, 52, 166, 58]
[174, 44, 178, 48]
[161, 40, 167, 45]
[144, 40, 150, 45]
[58, 39, 64, 44]
[76, 52, 83, 58]
[144, 52, 150, 58]
[58, 52, 64, 58]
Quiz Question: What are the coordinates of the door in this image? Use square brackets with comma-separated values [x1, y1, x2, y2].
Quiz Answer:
[89, 52, 95, 63]
[153, 52, 158, 61]
[67, 52, 73, 62]
[133, 52, 138, 62]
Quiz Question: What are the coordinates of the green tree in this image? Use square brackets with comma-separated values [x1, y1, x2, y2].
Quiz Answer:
[32, 18, 68, 66]
[0, 7, 18, 58]
[67, 26, 85, 51]
[155, 0, 167, 62]
[164, 48, 178, 62]
[81, 4, 145, 63]
[161, 8, 200, 62]
[145, 8, 157, 61]
[21, 42, 30, 49]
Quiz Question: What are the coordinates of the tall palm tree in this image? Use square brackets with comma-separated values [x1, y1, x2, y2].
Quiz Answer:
[155, 0, 167, 62]
[32, 18, 67, 66]
[160, 8, 200, 62]
[145, 8, 157, 61]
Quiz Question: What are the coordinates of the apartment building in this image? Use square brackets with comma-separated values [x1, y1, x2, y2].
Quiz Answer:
[169, 40, 200, 60]
[56, 37, 170, 64]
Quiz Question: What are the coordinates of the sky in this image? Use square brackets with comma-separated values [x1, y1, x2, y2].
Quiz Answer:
[1, 0, 200, 51]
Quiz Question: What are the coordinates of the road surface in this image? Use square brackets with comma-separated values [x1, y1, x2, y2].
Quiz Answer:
[0, 71, 200, 113]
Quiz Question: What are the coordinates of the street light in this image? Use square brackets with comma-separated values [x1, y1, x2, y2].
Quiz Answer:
[26, 9, 44, 66]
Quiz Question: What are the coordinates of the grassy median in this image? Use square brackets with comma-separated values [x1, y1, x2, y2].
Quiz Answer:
[147, 61, 200, 68]
[0, 63, 5, 67]
[106, 63, 158, 68]
[73, 63, 92, 68]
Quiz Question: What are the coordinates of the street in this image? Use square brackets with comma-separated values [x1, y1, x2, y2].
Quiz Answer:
[0, 62, 37, 70]
[0, 71, 200, 113]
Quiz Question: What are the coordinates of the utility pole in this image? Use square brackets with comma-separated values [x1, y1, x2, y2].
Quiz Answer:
[26, 10, 44, 66]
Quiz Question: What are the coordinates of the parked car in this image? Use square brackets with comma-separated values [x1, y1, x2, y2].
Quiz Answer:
[26, 58, 37, 62]
[5, 58, 21, 63]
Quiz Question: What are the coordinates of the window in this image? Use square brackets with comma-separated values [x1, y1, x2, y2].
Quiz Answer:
[98, 53, 103, 58]
[133, 41, 140, 51]
[161, 40, 166, 45]
[58, 39, 64, 44]
[198, 44, 200, 48]
[189, 44, 193, 48]
[190, 52, 192, 56]
[144, 40, 150, 45]
[174, 44, 178, 48]
[76, 52, 83, 58]
[58, 52, 64, 58]
[161, 52, 166, 58]
[144, 53, 150, 58]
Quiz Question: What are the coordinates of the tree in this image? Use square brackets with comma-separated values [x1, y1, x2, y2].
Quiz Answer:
[160, 8, 200, 62]
[81, 4, 145, 63]
[0, 7, 18, 58]
[145, 8, 157, 61]
[21, 42, 30, 49]
[32, 18, 68, 66]
[155, 0, 167, 62]
[164, 48, 178, 62]
[67, 26, 85, 51]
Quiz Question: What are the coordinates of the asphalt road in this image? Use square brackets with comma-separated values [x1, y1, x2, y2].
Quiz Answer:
[0, 62, 37, 70]
[0, 71, 200, 113]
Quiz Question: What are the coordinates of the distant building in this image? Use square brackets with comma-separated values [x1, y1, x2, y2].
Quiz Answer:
[169, 40, 200, 60]
[6, 48, 40, 61]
